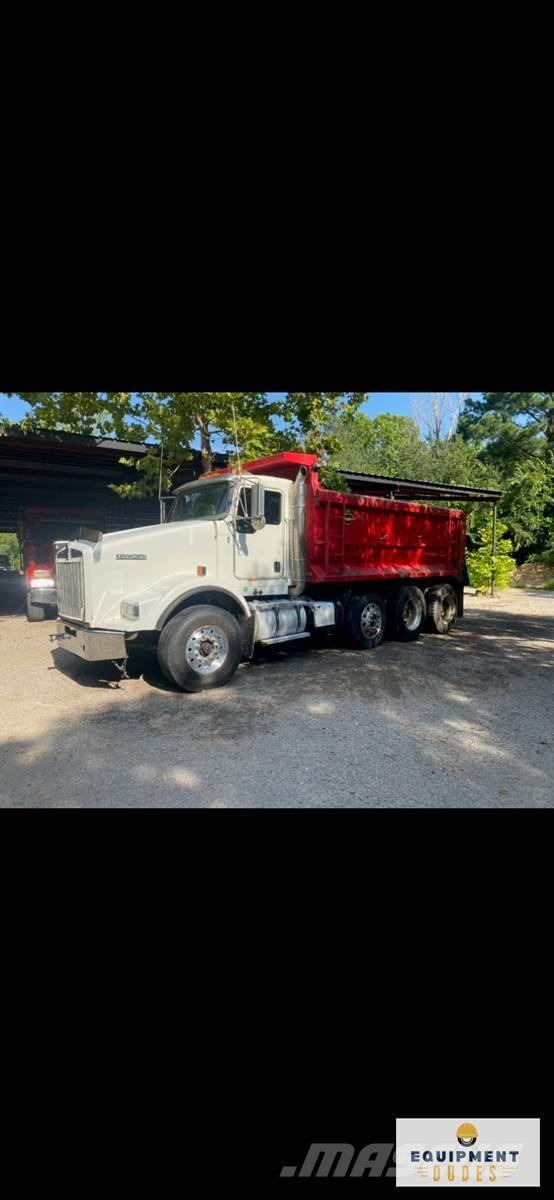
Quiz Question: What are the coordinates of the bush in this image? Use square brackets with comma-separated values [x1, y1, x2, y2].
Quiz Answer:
[527, 549, 554, 566]
[466, 512, 516, 592]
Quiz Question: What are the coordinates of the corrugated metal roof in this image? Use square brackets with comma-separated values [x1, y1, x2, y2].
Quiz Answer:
[337, 470, 502, 504]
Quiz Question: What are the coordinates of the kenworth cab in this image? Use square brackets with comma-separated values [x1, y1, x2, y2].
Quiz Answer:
[52, 453, 468, 692]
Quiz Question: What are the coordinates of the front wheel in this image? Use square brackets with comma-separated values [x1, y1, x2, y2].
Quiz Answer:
[346, 593, 387, 650]
[391, 585, 426, 641]
[158, 605, 242, 692]
[26, 594, 46, 622]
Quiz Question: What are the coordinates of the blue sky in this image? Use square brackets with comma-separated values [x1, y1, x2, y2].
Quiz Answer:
[0, 391, 481, 426]
[269, 392, 420, 418]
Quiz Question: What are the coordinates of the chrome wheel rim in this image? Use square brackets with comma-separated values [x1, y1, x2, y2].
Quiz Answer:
[403, 597, 423, 631]
[360, 602, 383, 639]
[186, 625, 229, 675]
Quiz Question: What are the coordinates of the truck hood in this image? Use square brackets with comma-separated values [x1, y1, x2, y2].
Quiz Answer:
[78, 518, 222, 627]
[101, 520, 218, 549]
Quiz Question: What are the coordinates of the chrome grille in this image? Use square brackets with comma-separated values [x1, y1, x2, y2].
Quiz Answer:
[56, 554, 85, 621]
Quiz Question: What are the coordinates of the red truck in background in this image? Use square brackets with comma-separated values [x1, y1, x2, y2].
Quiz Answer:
[20, 507, 105, 622]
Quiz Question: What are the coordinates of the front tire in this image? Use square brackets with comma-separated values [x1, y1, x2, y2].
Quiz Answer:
[346, 593, 386, 649]
[158, 605, 242, 692]
[26, 594, 46, 622]
[391, 585, 426, 641]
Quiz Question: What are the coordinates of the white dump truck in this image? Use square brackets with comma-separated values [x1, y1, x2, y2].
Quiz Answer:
[52, 452, 470, 691]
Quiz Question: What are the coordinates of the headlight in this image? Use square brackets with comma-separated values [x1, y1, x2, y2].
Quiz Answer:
[121, 601, 140, 621]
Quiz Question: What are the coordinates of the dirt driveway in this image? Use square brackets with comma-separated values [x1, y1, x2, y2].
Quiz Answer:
[1, 589, 552, 807]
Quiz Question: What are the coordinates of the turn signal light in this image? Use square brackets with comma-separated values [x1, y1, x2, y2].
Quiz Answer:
[121, 601, 140, 621]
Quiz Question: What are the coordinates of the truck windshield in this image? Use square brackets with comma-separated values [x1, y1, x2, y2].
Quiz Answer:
[169, 481, 232, 523]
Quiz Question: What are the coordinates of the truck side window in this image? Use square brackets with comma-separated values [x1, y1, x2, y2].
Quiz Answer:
[264, 491, 282, 526]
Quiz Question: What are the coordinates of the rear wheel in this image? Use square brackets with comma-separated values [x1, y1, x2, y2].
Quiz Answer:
[425, 584, 458, 634]
[158, 605, 242, 692]
[346, 593, 386, 649]
[26, 594, 46, 622]
[391, 585, 426, 641]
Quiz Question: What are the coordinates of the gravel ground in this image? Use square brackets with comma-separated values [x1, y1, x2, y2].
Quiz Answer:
[0, 589, 552, 808]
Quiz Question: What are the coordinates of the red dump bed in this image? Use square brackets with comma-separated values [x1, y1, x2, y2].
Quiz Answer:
[237, 453, 467, 586]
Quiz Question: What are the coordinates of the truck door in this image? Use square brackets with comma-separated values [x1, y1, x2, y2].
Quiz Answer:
[233, 484, 287, 587]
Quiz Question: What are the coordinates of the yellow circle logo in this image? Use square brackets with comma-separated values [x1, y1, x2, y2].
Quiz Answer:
[457, 1122, 478, 1147]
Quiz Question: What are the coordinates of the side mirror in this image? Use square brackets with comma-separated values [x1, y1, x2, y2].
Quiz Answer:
[251, 481, 265, 527]
[236, 482, 266, 533]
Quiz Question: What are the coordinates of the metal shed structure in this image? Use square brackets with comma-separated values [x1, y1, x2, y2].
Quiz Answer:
[336, 469, 502, 506]
[0, 427, 226, 534]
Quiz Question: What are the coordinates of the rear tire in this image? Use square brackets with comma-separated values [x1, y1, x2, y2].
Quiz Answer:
[26, 594, 46, 622]
[391, 585, 426, 641]
[425, 584, 458, 634]
[158, 605, 242, 692]
[346, 593, 386, 649]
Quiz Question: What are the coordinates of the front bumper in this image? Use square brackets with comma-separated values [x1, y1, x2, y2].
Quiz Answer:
[53, 620, 127, 662]
[29, 587, 57, 607]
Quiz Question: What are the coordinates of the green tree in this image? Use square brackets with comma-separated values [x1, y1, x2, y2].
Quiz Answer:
[459, 392, 554, 469]
[466, 511, 516, 592]
[125, 392, 282, 489]
[328, 411, 498, 492]
[500, 459, 554, 553]
[329, 411, 428, 477]
[421, 436, 500, 491]
[280, 393, 367, 458]
[9, 392, 134, 437]
[0, 533, 20, 569]
[459, 393, 554, 557]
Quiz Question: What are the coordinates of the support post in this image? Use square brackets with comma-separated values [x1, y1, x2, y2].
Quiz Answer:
[491, 502, 498, 597]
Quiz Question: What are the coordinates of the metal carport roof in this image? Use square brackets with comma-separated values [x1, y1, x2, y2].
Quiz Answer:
[336, 470, 502, 505]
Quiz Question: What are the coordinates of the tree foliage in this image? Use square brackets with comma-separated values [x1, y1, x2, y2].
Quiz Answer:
[466, 512, 516, 592]
[10, 392, 134, 437]
[459, 392, 554, 468]
[0, 533, 20, 569]
[278, 393, 367, 458]
[329, 412, 427, 477]
[328, 410, 498, 491]
[459, 392, 554, 556]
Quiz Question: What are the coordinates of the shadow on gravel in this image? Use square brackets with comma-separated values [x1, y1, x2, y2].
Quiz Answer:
[0, 578, 26, 617]
[49, 646, 176, 692]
